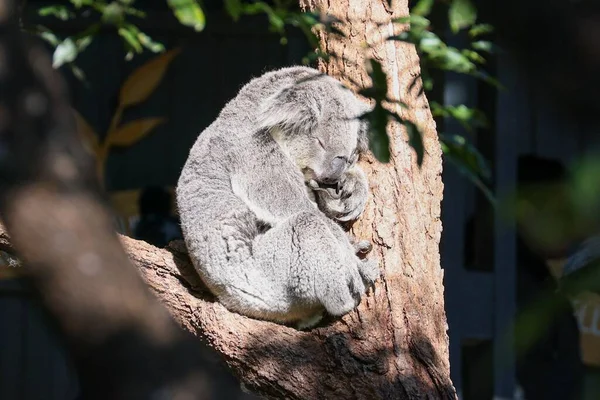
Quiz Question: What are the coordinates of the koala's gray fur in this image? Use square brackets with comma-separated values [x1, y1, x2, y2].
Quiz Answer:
[176, 66, 379, 328]
[307, 165, 369, 223]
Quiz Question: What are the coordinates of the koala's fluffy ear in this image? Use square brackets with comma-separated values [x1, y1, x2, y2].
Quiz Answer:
[258, 82, 323, 135]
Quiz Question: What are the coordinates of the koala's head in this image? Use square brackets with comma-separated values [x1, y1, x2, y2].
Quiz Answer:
[258, 71, 369, 186]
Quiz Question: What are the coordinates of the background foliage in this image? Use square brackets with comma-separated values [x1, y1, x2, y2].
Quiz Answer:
[22, 0, 496, 201]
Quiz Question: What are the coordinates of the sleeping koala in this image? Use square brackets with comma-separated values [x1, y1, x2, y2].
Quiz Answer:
[176, 66, 379, 328]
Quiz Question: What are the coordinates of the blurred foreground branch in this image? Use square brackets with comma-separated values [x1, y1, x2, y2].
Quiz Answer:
[0, 1, 242, 398]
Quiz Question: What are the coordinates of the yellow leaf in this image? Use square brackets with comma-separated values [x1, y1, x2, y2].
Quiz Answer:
[108, 117, 166, 148]
[118, 47, 181, 108]
[71, 108, 99, 151]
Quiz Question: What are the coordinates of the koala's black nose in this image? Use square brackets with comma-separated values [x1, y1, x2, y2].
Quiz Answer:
[319, 156, 347, 184]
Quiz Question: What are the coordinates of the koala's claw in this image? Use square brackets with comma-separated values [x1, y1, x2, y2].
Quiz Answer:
[359, 258, 380, 289]
[354, 240, 373, 256]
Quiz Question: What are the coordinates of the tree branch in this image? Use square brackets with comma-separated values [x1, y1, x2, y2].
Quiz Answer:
[1, 227, 455, 399]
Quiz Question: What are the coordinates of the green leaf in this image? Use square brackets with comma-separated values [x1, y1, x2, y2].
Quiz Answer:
[267, 13, 285, 32]
[69, 64, 86, 81]
[565, 157, 600, 232]
[473, 69, 504, 89]
[328, 25, 347, 38]
[393, 15, 430, 29]
[431, 102, 488, 131]
[412, 0, 434, 16]
[386, 32, 412, 43]
[35, 26, 60, 46]
[449, 0, 477, 33]
[440, 133, 494, 203]
[167, 0, 206, 32]
[75, 35, 93, 53]
[363, 104, 390, 163]
[137, 32, 165, 53]
[123, 6, 146, 18]
[561, 259, 600, 297]
[365, 59, 388, 101]
[224, 0, 243, 21]
[52, 38, 77, 68]
[118, 25, 143, 54]
[420, 67, 433, 91]
[238, 0, 289, 34]
[298, 12, 320, 28]
[102, 2, 125, 25]
[461, 49, 485, 64]
[293, 16, 320, 48]
[117, 23, 159, 54]
[38, 5, 74, 21]
[46, 22, 97, 69]
[389, 113, 424, 167]
[405, 121, 424, 166]
[419, 35, 444, 53]
[469, 23, 494, 38]
[437, 47, 476, 73]
[301, 51, 328, 65]
[472, 40, 493, 53]
[70, 0, 94, 8]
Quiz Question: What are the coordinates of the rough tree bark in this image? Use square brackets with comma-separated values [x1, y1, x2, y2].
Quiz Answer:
[0, 0, 454, 398]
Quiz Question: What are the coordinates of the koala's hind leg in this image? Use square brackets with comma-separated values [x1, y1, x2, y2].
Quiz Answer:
[349, 237, 380, 290]
[319, 219, 381, 290]
[253, 211, 369, 320]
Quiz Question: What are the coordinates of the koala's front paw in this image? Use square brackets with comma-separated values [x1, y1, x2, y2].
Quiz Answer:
[358, 258, 380, 289]
[352, 240, 380, 289]
[310, 167, 368, 222]
[316, 260, 366, 317]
